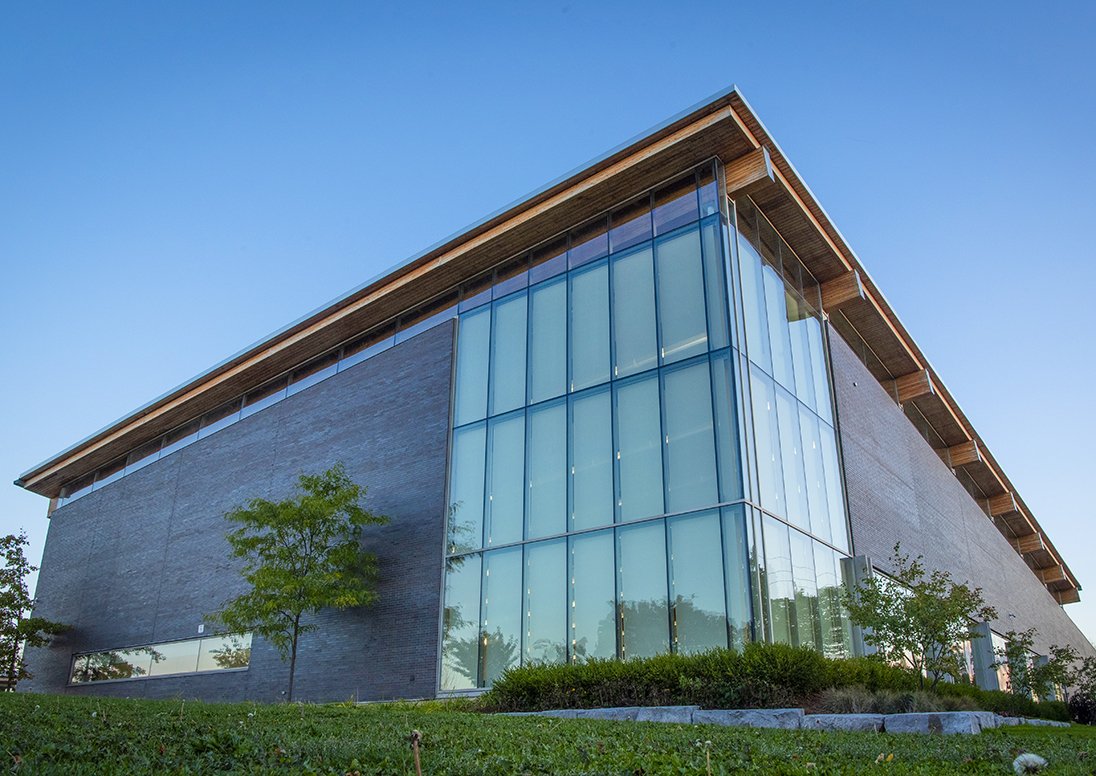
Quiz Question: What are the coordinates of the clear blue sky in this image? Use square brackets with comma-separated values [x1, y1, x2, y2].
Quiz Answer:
[2, 1, 1094, 643]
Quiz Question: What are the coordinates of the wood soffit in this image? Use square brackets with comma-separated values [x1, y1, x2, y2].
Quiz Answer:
[19, 88, 1078, 599]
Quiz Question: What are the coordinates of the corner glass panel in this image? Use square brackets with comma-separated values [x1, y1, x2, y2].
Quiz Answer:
[614, 375, 664, 521]
[737, 234, 772, 372]
[570, 389, 613, 531]
[668, 511, 726, 654]
[617, 521, 669, 659]
[711, 351, 744, 502]
[763, 268, 795, 389]
[722, 505, 753, 650]
[569, 262, 610, 391]
[775, 387, 810, 531]
[611, 246, 657, 378]
[653, 175, 699, 235]
[762, 516, 795, 646]
[197, 633, 252, 671]
[147, 639, 201, 677]
[485, 413, 525, 547]
[789, 530, 821, 651]
[454, 308, 491, 425]
[656, 228, 708, 364]
[788, 297, 818, 412]
[480, 547, 522, 686]
[489, 292, 528, 416]
[569, 530, 615, 662]
[525, 401, 567, 540]
[814, 544, 848, 659]
[798, 406, 832, 544]
[698, 163, 719, 217]
[528, 278, 567, 404]
[701, 218, 730, 351]
[524, 539, 567, 665]
[441, 552, 482, 691]
[609, 196, 652, 254]
[819, 423, 850, 552]
[447, 423, 486, 554]
[807, 319, 834, 425]
[662, 361, 718, 512]
[749, 369, 785, 515]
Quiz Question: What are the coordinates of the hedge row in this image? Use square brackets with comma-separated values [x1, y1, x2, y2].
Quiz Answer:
[479, 643, 1068, 721]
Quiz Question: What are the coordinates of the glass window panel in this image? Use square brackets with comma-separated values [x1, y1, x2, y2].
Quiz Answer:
[609, 196, 652, 253]
[569, 216, 609, 269]
[339, 323, 396, 371]
[396, 295, 457, 344]
[197, 633, 252, 671]
[526, 402, 567, 540]
[441, 552, 482, 691]
[787, 297, 818, 411]
[493, 254, 529, 299]
[799, 406, 832, 544]
[287, 352, 338, 396]
[454, 307, 491, 425]
[698, 163, 719, 217]
[529, 236, 568, 285]
[481, 547, 522, 686]
[653, 175, 699, 235]
[528, 277, 567, 404]
[656, 228, 708, 364]
[819, 423, 850, 552]
[763, 267, 795, 390]
[459, 271, 493, 313]
[124, 438, 162, 475]
[148, 639, 201, 676]
[668, 511, 726, 654]
[737, 234, 772, 372]
[84, 647, 154, 682]
[485, 413, 524, 547]
[448, 423, 486, 554]
[789, 530, 820, 651]
[762, 516, 795, 646]
[569, 262, 610, 391]
[611, 246, 657, 378]
[489, 292, 528, 416]
[93, 457, 126, 490]
[662, 361, 718, 512]
[569, 530, 616, 662]
[63, 471, 96, 502]
[701, 219, 730, 352]
[722, 505, 753, 650]
[806, 318, 834, 425]
[614, 375, 664, 521]
[524, 539, 567, 665]
[241, 376, 288, 419]
[775, 387, 811, 531]
[711, 352, 744, 502]
[813, 546, 848, 659]
[197, 399, 241, 440]
[617, 521, 669, 659]
[160, 419, 199, 458]
[69, 655, 89, 684]
[570, 389, 613, 531]
[749, 369, 785, 515]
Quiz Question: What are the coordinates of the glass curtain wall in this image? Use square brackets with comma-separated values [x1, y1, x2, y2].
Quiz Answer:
[441, 163, 856, 691]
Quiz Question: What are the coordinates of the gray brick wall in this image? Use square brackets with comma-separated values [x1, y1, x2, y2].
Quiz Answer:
[829, 329, 1095, 659]
[21, 321, 455, 702]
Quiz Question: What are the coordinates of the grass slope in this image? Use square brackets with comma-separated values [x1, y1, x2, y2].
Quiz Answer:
[0, 693, 1092, 774]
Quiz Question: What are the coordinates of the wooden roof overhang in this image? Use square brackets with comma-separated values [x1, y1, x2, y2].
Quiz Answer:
[16, 87, 1079, 603]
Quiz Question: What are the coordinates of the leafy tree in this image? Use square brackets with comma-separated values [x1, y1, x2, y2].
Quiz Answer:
[0, 532, 67, 688]
[208, 464, 387, 701]
[997, 628, 1079, 700]
[842, 543, 997, 689]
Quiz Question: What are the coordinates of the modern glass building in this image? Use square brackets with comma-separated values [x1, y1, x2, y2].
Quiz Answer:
[15, 87, 1091, 701]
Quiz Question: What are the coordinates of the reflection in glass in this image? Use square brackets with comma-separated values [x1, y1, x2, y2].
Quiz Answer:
[454, 308, 491, 425]
[611, 246, 657, 378]
[668, 511, 726, 654]
[441, 552, 482, 690]
[147, 639, 200, 676]
[615, 375, 663, 521]
[569, 217, 609, 269]
[806, 318, 833, 424]
[737, 235, 771, 371]
[241, 377, 288, 419]
[287, 353, 338, 396]
[198, 400, 242, 440]
[448, 424, 486, 553]
[787, 297, 818, 411]
[653, 175, 699, 235]
[197, 633, 253, 671]
[789, 529, 820, 651]
[617, 521, 669, 659]
[820, 423, 850, 552]
[569, 530, 616, 662]
[775, 388, 810, 531]
[722, 506, 753, 649]
[814, 545, 849, 659]
[763, 516, 795, 646]
[526, 402, 566, 539]
[489, 293, 528, 416]
[570, 389, 612, 531]
[524, 539, 567, 665]
[481, 547, 522, 686]
[750, 369, 785, 515]
[528, 278, 567, 403]
[485, 413, 525, 547]
[799, 407, 832, 544]
[569, 262, 610, 391]
[763, 269, 795, 389]
[662, 361, 718, 512]
[656, 228, 708, 364]
[609, 196, 652, 253]
[711, 352, 744, 502]
[701, 219, 730, 351]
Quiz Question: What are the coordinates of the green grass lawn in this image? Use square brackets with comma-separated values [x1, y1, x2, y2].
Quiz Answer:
[0, 693, 1092, 775]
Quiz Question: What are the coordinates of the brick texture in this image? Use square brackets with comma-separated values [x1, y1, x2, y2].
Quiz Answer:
[21, 321, 455, 701]
[829, 330, 1094, 658]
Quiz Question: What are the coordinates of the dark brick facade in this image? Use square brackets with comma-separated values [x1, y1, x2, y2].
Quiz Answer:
[829, 329, 1094, 659]
[21, 321, 455, 701]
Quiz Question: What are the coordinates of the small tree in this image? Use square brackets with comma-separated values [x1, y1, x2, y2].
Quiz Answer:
[1, 532, 67, 688]
[843, 543, 997, 689]
[997, 628, 1079, 700]
[208, 464, 387, 701]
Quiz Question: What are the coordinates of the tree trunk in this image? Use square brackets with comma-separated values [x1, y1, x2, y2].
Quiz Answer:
[287, 616, 300, 702]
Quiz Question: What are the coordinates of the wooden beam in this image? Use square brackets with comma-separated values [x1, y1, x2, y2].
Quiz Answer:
[1055, 588, 1081, 605]
[1039, 566, 1068, 585]
[988, 492, 1019, 517]
[820, 270, 866, 312]
[947, 439, 981, 468]
[1011, 534, 1044, 555]
[724, 146, 774, 198]
[894, 369, 934, 403]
